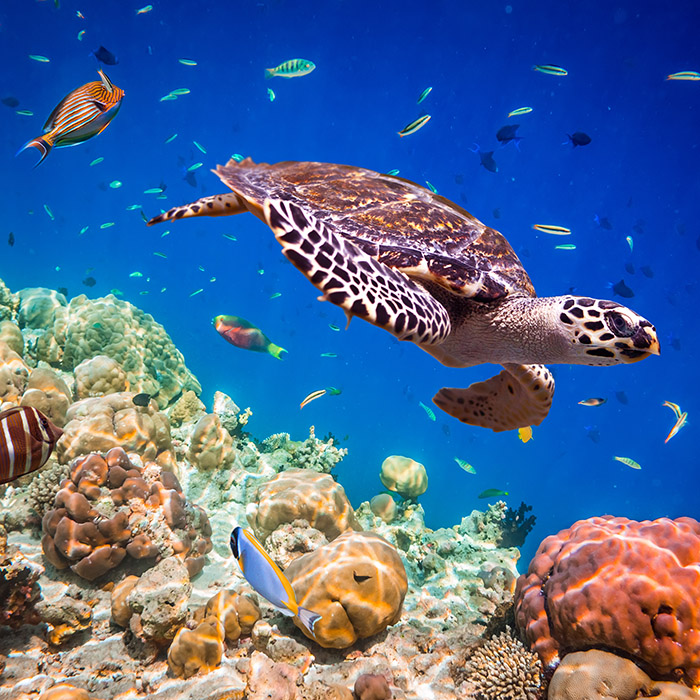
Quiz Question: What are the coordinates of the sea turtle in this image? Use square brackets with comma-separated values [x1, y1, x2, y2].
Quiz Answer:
[148, 159, 659, 432]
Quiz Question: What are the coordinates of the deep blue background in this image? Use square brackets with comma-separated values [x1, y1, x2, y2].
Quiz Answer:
[1, 0, 698, 564]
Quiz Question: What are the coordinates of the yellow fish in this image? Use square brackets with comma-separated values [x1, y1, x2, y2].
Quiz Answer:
[532, 224, 572, 235]
[508, 107, 533, 117]
[518, 426, 533, 443]
[614, 456, 641, 470]
[300, 389, 326, 409]
[17, 70, 123, 166]
[398, 114, 431, 137]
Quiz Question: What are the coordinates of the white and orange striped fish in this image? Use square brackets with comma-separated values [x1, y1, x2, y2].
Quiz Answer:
[0, 406, 63, 484]
[17, 69, 124, 166]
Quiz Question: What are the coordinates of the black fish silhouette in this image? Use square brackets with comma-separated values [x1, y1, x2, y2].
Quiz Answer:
[1, 96, 19, 108]
[92, 45, 119, 65]
[612, 279, 634, 298]
[568, 131, 591, 146]
[7, 232, 14, 247]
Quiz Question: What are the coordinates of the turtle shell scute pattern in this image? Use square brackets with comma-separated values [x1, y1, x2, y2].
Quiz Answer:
[215, 159, 535, 301]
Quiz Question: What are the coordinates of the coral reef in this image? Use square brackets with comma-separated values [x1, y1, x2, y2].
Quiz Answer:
[259, 425, 348, 473]
[460, 627, 542, 700]
[20, 366, 73, 428]
[38, 685, 91, 700]
[0, 320, 23, 356]
[36, 587, 93, 646]
[41, 447, 212, 580]
[0, 524, 42, 627]
[188, 413, 234, 469]
[379, 455, 428, 500]
[0, 340, 29, 406]
[247, 468, 360, 544]
[369, 494, 398, 524]
[192, 589, 261, 641]
[25, 460, 71, 519]
[496, 502, 536, 548]
[73, 355, 129, 399]
[56, 392, 175, 468]
[514, 515, 700, 684]
[354, 674, 392, 700]
[285, 531, 408, 648]
[167, 616, 225, 679]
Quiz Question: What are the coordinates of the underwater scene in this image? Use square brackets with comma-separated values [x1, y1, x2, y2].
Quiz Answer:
[1, 0, 699, 698]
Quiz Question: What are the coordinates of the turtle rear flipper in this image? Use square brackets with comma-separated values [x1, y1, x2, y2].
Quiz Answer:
[147, 193, 247, 226]
[264, 198, 451, 345]
[433, 363, 554, 431]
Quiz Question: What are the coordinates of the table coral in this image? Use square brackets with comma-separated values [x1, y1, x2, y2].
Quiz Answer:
[514, 515, 700, 684]
[41, 447, 212, 581]
[379, 455, 428, 500]
[57, 392, 175, 468]
[74, 355, 129, 399]
[247, 468, 360, 543]
[20, 367, 72, 427]
[285, 531, 408, 648]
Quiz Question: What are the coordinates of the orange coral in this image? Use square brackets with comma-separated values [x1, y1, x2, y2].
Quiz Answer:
[167, 616, 225, 678]
[514, 516, 700, 684]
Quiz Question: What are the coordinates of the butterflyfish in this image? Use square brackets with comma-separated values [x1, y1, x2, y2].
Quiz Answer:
[214, 314, 287, 360]
[518, 426, 533, 443]
[17, 69, 124, 166]
[230, 526, 321, 637]
[663, 401, 688, 443]
[0, 406, 63, 485]
[300, 389, 326, 409]
[578, 398, 606, 407]
[614, 456, 641, 470]
[265, 59, 316, 79]
[398, 114, 431, 137]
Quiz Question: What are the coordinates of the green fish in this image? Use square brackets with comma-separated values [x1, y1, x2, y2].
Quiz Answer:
[417, 86, 432, 104]
[386, 169, 400, 176]
[171, 88, 191, 95]
[153, 252, 167, 258]
[109, 180, 122, 188]
[267, 88, 276, 102]
[110, 288, 123, 296]
[222, 233, 237, 241]
[29, 55, 50, 63]
[231, 153, 245, 162]
[190, 288, 203, 297]
[533, 64, 568, 76]
[144, 187, 163, 194]
[43, 204, 55, 220]
[164, 133, 178, 143]
[327, 387, 342, 396]
[478, 489, 509, 499]
[613, 456, 641, 470]
[455, 458, 476, 474]
[419, 401, 436, 421]
[508, 107, 533, 117]
[265, 59, 316, 79]
[188, 162, 204, 171]
[129, 271, 143, 278]
[100, 222, 115, 229]
[269, 292, 282, 299]
[16, 110, 34, 116]
[214, 315, 287, 360]
[320, 352, 337, 358]
[193, 140, 206, 154]
[178, 59, 197, 66]
[555, 244, 577, 250]
[398, 114, 431, 137]
[328, 323, 340, 331]
[425, 180, 438, 194]
[90, 157, 104, 166]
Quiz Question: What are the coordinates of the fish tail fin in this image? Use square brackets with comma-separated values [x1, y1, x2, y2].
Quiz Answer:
[16, 134, 53, 167]
[265, 68, 275, 79]
[296, 607, 321, 637]
[268, 343, 288, 360]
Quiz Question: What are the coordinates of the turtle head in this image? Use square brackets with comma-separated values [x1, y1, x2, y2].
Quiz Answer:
[556, 296, 660, 365]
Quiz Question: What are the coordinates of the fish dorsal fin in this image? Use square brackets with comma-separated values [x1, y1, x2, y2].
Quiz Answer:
[98, 69, 114, 94]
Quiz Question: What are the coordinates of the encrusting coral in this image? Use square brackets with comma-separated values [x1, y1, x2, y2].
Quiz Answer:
[514, 515, 700, 684]
[379, 455, 428, 500]
[41, 447, 212, 580]
[285, 531, 408, 648]
[247, 468, 360, 543]
[460, 627, 542, 700]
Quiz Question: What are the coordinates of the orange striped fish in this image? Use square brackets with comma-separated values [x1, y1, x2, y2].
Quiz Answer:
[17, 69, 124, 166]
[0, 406, 63, 484]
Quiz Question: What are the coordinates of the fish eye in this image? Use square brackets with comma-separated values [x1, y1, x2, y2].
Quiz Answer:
[606, 311, 634, 337]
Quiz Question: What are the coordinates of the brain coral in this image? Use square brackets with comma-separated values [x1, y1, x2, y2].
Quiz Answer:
[285, 531, 408, 648]
[57, 392, 175, 468]
[247, 468, 360, 543]
[514, 515, 700, 684]
[41, 447, 212, 580]
[25, 293, 200, 407]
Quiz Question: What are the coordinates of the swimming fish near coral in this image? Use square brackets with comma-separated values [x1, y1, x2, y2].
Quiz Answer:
[417, 86, 432, 104]
[0, 406, 63, 485]
[533, 224, 571, 235]
[533, 64, 568, 76]
[508, 106, 532, 117]
[398, 114, 431, 137]
[614, 455, 641, 470]
[230, 526, 321, 637]
[214, 314, 287, 359]
[611, 279, 635, 298]
[265, 59, 316, 79]
[300, 389, 326, 409]
[419, 401, 436, 421]
[663, 400, 688, 443]
[568, 131, 591, 147]
[16, 69, 124, 166]
[454, 457, 476, 474]
[132, 393, 152, 407]
[518, 426, 533, 443]
[578, 398, 607, 407]
[91, 45, 118, 65]
[478, 489, 509, 499]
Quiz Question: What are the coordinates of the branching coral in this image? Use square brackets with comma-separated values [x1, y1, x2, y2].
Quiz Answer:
[496, 502, 536, 548]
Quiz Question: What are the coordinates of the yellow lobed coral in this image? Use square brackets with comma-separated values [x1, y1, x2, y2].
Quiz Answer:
[74, 355, 129, 399]
[0, 341, 29, 405]
[167, 616, 225, 679]
[193, 589, 261, 642]
[56, 392, 174, 466]
[188, 413, 234, 470]
[247, 468, 360, 543]
[462, 627, 542, 700]
[379, 455, 428, 500]
[20, 367, 72, 428]
[285, 531, 408, 648]
[37, 685, 90, 700]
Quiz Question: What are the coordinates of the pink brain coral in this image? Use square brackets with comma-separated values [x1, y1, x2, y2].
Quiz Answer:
[514, 515, 700, 684]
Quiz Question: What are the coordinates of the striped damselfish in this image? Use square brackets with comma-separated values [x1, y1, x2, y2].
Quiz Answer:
[230, 526, 321, 637]
[17, 69, 124, 167]
[0, 406, 63, 485]
[265, 59, 315, 79]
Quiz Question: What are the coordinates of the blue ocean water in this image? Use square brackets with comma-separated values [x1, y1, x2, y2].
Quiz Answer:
[1, 0, 698, 563]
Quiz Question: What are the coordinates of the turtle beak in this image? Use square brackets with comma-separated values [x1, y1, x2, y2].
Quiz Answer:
[622, 325, 660, 363]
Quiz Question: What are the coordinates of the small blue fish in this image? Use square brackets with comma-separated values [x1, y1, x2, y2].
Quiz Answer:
[230, 527, 321, 637]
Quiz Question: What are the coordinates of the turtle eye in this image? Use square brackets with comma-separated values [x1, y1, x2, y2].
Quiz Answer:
[605, 311, 634, 337]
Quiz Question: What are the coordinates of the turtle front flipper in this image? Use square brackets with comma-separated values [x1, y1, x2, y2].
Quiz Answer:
[147, 193, 247, 226]
[433, 363, 554, 432]
[264, 199, 451, 345]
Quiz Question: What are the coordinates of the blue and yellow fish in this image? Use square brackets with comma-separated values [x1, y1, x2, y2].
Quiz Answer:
[17, 69, 124, 166]
[230, 526, 321, 637]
